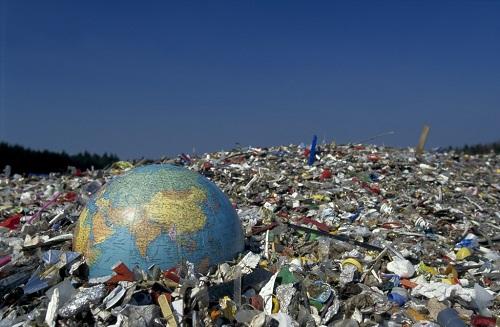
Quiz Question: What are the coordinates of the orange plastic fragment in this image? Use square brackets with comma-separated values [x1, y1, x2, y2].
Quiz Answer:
[400, 279, 418, 289]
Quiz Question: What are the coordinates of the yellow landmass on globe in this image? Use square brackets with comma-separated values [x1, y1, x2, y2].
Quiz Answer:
[108, 207, 139, 226]
[73, 207, 90, 252]
[74, 186, 208, 260]
[144, 186, 207, 234]
[83, 241, 100, 265]
[96, 197, 111, 211]
[130, 215, 163, 256]
[73, 208, 100, 264]
[92, 211, 114, 244]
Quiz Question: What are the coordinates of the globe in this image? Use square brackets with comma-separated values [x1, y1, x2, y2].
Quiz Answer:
[73, 164, 245, 278]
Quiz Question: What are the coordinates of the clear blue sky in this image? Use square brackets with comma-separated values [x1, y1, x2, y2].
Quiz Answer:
[1, 1, 499, 158]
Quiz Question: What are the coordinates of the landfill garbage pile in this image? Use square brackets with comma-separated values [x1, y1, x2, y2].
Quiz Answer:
[0, 143, 499, 327]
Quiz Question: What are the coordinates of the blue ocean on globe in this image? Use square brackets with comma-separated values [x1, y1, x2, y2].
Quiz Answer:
[73, 164, 245, 277]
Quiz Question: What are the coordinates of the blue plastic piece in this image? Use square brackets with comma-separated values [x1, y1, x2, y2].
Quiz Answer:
[308, 135, 317, 166]
[437, 308, 467, 327]
[23, 274, 49, 295]
[42, 250, 62, 265]
[456, 238, 478, 249]
[387, 292, 407, 306]
[349, 207, 363, 223]
[369, 172, 379, 182]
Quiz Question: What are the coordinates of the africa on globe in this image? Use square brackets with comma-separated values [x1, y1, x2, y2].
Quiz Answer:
[73, 164, 245, 277]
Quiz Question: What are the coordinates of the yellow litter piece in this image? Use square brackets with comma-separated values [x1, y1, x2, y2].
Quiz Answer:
[111, 161, 134, 173]
[444, 264, 458, 278]
[341, 258, 363, 272]
[418, 262, 438, 275]
[220, 296, 237, 320]
[456, 247, 472, 261]
[441, 277, 458, 285]
[219, 296, 237, 320]
[301, 256, 318, 265]
[271, 296, 280, 314]
[311, 194, 330, 201]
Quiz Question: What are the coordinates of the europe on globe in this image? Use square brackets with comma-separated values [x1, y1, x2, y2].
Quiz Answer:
[73, 164, 245, 277]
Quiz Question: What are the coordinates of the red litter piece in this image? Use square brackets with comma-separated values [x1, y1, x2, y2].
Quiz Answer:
[471, 315, 496, 327]
[299, 216, 331, 233]
[201, 162, 213, 171]
[367, 154, 380, 162]
[62, 192, 78, 202]
[249, 295, 264, 310]
[320, 168, 332, 180]
[368, 184, 381, 194]
[470, 316, 497, 327]
[107, 262, 135, 284]
[0, 255, 12, 268]
[0, 213, 22, 230]
[163, 268, 180, 284]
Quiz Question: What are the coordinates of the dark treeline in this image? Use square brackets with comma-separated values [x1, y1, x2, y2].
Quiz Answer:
[448, 141, 500, 155]
[0, 142, 119, 174]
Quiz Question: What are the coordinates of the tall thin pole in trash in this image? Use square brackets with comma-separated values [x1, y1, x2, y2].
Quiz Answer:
[308, 135, 318, 166]
[416, 125, 430, 157]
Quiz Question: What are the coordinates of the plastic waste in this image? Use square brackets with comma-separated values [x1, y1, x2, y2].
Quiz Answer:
[437, 308, 467, 327]
[456, 247, 472, 261]
[388, 287, 408, 306]
[387, 259, 415, 278]
[0, 141, 499, 326]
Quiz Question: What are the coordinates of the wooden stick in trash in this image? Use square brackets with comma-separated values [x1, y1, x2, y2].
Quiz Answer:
[416, 125, 430, 156]
[286, 222, 384, 251]
[158, 294, 178, 327]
